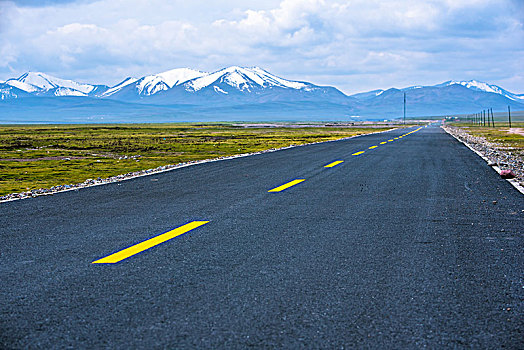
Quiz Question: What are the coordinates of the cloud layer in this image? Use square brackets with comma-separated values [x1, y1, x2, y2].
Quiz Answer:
[1, 0, 522, 93]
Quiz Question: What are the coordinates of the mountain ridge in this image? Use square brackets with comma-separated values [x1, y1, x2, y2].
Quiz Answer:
[1, 68, 522, 102]
[1, 67, 523, 121]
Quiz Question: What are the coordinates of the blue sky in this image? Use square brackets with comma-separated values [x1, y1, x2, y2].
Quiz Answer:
[0, 0, 522, 94]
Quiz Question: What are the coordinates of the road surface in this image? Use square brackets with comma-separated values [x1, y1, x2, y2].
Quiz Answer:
[1, 124, 522, 348]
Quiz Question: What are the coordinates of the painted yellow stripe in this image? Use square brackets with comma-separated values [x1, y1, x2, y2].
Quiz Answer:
[388, 139, 394, 142]
[368, 145, 378, 149]
[324, 160, 344, 168]
[92, 221, 209, 264]
[352, 151, 365, 156]
[380, 141, 387, 145]
[268, 179, 305, 192]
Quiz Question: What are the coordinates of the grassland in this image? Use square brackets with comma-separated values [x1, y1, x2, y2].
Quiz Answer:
[448, 122, 524, 151]
[0, 123, 400, 196]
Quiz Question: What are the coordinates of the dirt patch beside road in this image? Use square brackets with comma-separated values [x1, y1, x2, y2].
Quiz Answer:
[507, 128, 524, 137]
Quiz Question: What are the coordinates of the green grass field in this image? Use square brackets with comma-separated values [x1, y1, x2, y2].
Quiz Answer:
[448, 122, 524, 170]
[0, 123, 399, 196]
[449, 122, 524, 150]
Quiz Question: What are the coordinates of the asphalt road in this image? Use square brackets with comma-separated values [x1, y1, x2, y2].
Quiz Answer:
[1, 124, 523, 348]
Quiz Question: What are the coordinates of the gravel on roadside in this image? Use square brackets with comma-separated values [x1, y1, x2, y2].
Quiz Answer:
[0, 148, 287, 202]
[442, 125, 524, 188]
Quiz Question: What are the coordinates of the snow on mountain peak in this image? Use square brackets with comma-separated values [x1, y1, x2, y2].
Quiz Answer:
[442, 80, 523, 100]
[101, 77, 138, 97]
[136, 68, 207, 95]
[185, 66, 308, 92]
[446, 80, 497, 92]
[6, 72, 95, 94]
[54, 87, 88, 97]
[158, 68, 207, 86]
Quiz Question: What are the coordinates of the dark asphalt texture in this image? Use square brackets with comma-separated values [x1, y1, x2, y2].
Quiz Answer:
[1, 124, 523, 348]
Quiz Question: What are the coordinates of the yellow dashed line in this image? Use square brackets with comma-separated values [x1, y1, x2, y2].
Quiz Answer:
[324, 160, 344, 168]
[92, 221, 210, 264]
[268, 179, 305, 192]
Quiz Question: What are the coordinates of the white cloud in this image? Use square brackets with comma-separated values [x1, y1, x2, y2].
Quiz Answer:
[0, 0, 522, 93]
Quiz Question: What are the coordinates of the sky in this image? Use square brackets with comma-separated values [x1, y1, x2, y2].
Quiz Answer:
[0, 0, 523, 94]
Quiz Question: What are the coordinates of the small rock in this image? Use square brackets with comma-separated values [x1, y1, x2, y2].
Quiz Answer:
[500, 169, 516, 179]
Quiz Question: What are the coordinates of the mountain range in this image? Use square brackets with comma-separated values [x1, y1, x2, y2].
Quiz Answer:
[1, 66, 523, 123]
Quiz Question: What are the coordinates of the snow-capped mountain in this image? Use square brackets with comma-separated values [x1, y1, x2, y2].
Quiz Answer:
[104, 68, 207, 98]
[184, 66, 309, 92]
[351, 80, 524, 102]
[0, 66, 343, 103]
[139, 68, 207, 94]
[435, 80, 524, 101]
[103, 66, 349, 105]
[2, 72, 109, 97]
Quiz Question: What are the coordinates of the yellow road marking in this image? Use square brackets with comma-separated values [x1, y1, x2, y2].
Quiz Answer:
[352, 151, 365, 156]
[268, 179, 305, 192]
[324, 160, 344, 168]
[388, 139, 394, 142]
[92, 221, 209, 264]
[368, 145, 378, 149]
[380, 141, 387, 144]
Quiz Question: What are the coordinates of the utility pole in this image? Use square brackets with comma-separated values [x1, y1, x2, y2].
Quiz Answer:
[508, 105, 512, 128]
[403, 92, 406, 124]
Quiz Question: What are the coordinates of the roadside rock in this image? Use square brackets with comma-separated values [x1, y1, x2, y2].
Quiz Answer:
[500, 169, 516, 179]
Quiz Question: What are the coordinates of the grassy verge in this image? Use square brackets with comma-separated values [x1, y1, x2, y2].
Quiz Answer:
[0, 123, 400, 195]
[448, 122, 524, 151]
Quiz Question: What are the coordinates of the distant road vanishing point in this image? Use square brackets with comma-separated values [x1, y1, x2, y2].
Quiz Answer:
[1, 124, 522, 348]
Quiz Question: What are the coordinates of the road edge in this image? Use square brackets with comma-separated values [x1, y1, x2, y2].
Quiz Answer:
[441, 125, 524, 195]
[1, 127, 400, 203]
